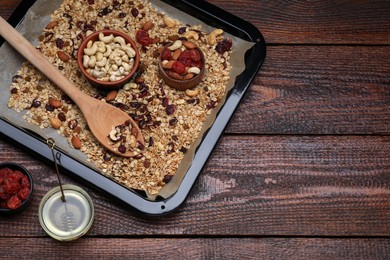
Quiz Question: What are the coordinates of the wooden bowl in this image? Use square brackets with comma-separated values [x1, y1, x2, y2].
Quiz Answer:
[158, 44, 205, 91]
[77, 30, 140, 90]
[0, 162, 34, 215]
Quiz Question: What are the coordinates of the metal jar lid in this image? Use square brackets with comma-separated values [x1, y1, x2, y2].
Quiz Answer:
[38, 184, 94, 241]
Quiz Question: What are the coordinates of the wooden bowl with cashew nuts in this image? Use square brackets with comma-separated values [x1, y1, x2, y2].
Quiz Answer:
[158, 40, 205, 91]
[77, 30, 140, 89]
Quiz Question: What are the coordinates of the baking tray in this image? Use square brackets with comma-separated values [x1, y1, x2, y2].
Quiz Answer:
[0, 0, 266, 216]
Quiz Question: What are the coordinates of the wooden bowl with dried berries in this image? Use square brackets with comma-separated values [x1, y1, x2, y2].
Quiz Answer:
[158, 40, 205, 91]
[0, 162, 34, 215]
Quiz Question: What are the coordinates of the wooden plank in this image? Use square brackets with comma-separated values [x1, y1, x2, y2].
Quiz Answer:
[207, 0, 390, 44]
[0, 238, 390, 259]
[0, 0, 21, 20]
[1, 135, 390, 236]
[226, 45, 390, 134]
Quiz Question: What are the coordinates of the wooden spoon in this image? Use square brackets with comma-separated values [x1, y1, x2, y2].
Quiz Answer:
[0, 17, 144, 157]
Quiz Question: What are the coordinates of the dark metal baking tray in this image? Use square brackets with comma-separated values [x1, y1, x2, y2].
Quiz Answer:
[0, 0, 266, 216]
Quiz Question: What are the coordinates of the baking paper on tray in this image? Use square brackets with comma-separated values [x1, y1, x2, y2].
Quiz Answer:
[0, 0, 254, 200]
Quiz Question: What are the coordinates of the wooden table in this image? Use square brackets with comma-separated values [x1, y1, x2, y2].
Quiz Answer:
[1, 0, 390, 258]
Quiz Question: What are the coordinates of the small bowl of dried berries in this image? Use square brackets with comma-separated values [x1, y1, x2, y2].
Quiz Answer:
[77, 30, 140, 89]
[0, 162, 34, 215]
[158, 40, 205, 91]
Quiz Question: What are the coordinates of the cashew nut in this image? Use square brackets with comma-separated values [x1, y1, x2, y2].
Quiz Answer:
[114, 36, 126, 46]
[87, 55, 96, 67]
[185, 88, 199, 97]
[114, 56, 123, 66]
[96, 52, 104, 62]
[82, 55, 90, 68]
[163, 16, 176, 28]
[83, 42, 98, 56]
[184, 31, 199, 41]
[99, 32, 114, 44]
[188, 66, 201, 74]
[82, 33, 136, 82]
[96, 57, 107, 67]
[103, 45, 112, 57]
[120, 45, 136, 58]
[168, 40, 183, 51]
[122, 62, 131, 71]
[207, 29, 224, 45]
[92, 69, 107, 78]
[97, 41, 106, 53]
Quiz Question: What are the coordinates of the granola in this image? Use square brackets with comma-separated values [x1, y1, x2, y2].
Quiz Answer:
[7, 0, 232, 195]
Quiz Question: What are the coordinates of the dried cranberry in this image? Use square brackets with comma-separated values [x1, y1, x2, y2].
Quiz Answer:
[87, 0, 94, 4]
[136, 30, 152, 46]
[131, 8, 139, 17]
[190, 49, 201, 62]
[161, 48, 172, 60]
[17, 187, 30, 201]
[178, 50, 193, 67]
[215, 38, 233, 54]
[8, 171, 23, 182]
[172, 61, 186, 75]
[20, 175, 30, 188]
[10, 88, 18, 94]
[7, 195, 21, 210]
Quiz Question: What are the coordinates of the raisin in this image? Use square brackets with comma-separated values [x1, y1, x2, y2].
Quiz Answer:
[215, 38, 233, 54]
[178, 27, 187, 34]
[118, 145, 127, 154]
[10, 88, 18, 94]
[31, 99, 41, 108]
[55, 38, 64, 49]
[118, 12, 127, 18]
[87, 0, 94, 4]
[131, 7, 139, 17]
[166, 104, 175, 115]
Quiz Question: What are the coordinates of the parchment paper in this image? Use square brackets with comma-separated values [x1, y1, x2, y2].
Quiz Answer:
[0, 0, 254, 200]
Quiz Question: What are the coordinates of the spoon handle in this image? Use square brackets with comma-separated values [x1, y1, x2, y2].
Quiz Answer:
[0, 17, 86, 105]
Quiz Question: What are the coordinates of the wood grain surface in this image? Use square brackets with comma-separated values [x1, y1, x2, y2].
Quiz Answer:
[1, 0, 390, 259]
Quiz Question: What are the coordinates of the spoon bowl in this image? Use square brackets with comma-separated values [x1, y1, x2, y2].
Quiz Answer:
[0, 17, 144, 157]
